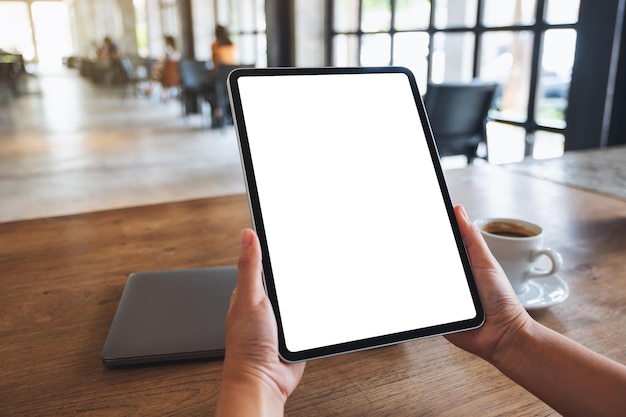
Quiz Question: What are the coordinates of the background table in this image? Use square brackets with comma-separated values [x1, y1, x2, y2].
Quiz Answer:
[503, 145, 626, 200]
[2, 165, 625, 416]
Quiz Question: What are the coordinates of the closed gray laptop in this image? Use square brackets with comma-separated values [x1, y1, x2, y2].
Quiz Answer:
[101, 266, 237, 366]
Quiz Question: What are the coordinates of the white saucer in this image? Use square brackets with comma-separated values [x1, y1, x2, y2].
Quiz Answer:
[517, 275, 569, 310]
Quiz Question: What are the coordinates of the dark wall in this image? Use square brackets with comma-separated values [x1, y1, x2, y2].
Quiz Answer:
[608, 2, 626, 146]
[566, 0, 625, 150]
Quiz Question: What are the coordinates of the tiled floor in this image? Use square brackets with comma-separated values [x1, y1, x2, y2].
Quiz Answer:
[0, 70, 246, 223]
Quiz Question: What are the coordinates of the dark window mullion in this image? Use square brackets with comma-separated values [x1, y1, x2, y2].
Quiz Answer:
[357, 0, 363, 65]
[524, 0, 548, 155]
[390, 0, 396, 65]
[473, 0, 485, 78]
[426, 0, 436, 83]
[325, 0, 333, 65]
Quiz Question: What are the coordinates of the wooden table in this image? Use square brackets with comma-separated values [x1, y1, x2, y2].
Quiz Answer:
[2, 164, 625, 416]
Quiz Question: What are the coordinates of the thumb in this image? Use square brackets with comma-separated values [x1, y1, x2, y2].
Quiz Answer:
[454, 205, 501, 271]
[235, 228, 266, 303]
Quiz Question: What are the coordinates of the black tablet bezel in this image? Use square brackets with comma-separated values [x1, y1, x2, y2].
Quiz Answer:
[228, 66, 484, 362]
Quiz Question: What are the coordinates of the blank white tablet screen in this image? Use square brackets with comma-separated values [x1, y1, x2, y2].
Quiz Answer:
[236, 72, 478, 353]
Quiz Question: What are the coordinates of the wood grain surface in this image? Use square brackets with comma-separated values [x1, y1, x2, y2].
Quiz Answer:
[1, 165, 625, 416]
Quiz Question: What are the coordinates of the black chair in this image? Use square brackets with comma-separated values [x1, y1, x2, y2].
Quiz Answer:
[424, 81, 497, 163]
[207, 63, 255, 128]
[0, 63, 14, 123]
[0, 53, 23, 98]
[178, 59, 212, 118]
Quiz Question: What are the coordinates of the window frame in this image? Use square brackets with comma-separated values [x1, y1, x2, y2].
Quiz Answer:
[326, 0, 580, 156]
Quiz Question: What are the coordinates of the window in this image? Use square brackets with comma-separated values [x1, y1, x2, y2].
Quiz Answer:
[0, 2, 35, 62]
[30, 1, 73, 73]
[0, 1, 73, 74]
[329, 0, 582, 163]
[215, 0, 266, 66]
[138, 0, 266, 65]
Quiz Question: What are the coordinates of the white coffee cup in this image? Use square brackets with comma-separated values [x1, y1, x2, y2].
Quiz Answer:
[475, 218, 563, 294]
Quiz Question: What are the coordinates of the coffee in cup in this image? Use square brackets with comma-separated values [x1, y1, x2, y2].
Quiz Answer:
[474, 218, 563, 294]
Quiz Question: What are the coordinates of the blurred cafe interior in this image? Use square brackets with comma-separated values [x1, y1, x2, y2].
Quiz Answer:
[0, 0, 625, 223]
[2, 2, 626, 415]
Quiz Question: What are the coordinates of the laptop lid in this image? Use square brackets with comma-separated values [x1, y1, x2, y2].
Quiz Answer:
[101, 266, 237, 366]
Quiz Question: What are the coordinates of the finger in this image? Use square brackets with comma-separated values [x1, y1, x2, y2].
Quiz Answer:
[454, 205, 500, 271]
[235, 228, 265, 303]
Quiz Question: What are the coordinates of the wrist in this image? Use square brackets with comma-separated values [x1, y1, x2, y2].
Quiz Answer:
[216, 367, 287, 417]
[488, 315, 540, 369]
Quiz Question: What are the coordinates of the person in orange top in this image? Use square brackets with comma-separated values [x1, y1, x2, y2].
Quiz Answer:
[211, 25, 237, 67]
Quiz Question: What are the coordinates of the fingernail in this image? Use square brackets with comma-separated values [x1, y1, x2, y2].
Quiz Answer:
[458, 205, 470, 222]
[240, 229, 253, 247]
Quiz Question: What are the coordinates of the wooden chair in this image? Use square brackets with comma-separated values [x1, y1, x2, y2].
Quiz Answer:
[159, 59, 180, 99]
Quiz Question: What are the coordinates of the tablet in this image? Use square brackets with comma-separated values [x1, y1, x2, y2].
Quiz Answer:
[228, 66, 483, 362]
